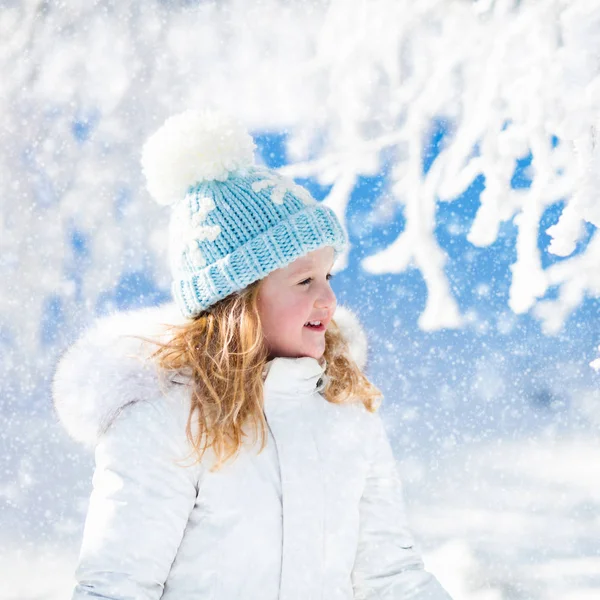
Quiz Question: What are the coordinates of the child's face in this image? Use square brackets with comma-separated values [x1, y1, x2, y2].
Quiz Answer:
[257, 246, 337, 360]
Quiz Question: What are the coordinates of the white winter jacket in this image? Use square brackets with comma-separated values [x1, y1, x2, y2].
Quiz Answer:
[52, 302, 452, 600]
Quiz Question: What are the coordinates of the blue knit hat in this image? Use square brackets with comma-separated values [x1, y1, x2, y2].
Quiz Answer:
[141, 109, 348, 318]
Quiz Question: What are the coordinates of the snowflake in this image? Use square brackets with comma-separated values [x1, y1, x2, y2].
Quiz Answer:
[251, 173, 316, 206]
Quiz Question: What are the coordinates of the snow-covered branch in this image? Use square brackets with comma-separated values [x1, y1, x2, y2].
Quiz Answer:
[281, 0, 599, 332]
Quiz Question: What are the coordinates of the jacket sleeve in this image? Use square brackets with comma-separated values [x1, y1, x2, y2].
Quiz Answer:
[351, 409, 453, 600]
[71, 394, 199, 600]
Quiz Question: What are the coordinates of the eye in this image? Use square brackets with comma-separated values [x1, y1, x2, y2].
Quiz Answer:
[299, 274, 334, 286]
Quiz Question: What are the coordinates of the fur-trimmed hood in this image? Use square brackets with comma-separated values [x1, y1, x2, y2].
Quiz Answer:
[51, 302, 369, 449]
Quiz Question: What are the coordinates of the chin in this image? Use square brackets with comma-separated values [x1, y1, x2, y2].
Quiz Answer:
[303, 346, 324, 360]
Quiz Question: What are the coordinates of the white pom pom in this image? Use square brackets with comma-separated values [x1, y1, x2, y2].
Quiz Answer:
[141, 109, 256, 206]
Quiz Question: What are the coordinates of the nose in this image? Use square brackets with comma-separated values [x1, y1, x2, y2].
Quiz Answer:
[315, 281, 336, 312]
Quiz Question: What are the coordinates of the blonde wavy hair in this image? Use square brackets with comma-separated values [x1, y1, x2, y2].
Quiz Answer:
[146, 278, 382, 472]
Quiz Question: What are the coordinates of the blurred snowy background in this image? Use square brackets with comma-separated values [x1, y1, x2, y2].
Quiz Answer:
[1, 0, 600, 598]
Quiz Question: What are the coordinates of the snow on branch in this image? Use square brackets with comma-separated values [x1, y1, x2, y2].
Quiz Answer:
[281, 0, 600, 333]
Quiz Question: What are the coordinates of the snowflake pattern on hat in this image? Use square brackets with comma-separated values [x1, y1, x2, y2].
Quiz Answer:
[252, 172, 317, 206]
[184, 196, 221, 267]
[190, 197, 221, 241]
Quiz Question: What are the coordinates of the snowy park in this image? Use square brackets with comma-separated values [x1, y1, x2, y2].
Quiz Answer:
[1, 1, 599, 598]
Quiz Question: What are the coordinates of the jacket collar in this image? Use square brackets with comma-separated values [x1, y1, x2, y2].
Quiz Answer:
[52, 301, 367, 449]
[262, 355, 327, 398]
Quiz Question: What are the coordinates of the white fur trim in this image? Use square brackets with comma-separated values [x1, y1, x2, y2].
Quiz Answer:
[51, 303, 186, 449]
[52, 302, 369, 448]
[333, 304, 368, 371]
[141, 109, 256, 206]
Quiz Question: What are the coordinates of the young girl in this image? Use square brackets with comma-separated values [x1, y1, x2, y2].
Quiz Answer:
[52, 110, 453, 599]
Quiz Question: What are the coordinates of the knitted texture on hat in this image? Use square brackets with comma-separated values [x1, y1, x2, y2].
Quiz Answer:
[141, 109, 348, 318]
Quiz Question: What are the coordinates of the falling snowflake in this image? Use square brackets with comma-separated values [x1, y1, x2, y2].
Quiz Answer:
[251, 173, 316, 206]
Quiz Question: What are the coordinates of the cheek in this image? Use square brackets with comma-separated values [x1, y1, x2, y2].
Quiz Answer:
[270, 300, 306, 335]
[260, 295, 292, 329]
[280, 303, 305, 331]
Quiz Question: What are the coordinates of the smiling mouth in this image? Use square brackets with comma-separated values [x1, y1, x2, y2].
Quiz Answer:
[304, 322, 325, 332]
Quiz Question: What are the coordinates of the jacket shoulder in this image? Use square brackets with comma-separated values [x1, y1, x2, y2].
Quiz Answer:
[51, 302, 190, 449]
